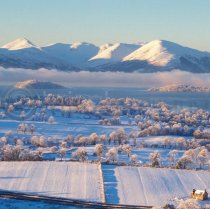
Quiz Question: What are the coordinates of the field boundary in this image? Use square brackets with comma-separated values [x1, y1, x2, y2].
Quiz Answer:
[0, 190, 153, 209]
[98, 162, 106, 203]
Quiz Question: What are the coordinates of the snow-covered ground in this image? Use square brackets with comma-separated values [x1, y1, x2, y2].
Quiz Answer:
[0, 161, 103, 202]
[103, 165, 210, 206]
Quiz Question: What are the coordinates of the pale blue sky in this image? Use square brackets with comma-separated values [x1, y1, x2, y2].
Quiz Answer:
[0, 0, 210, 51]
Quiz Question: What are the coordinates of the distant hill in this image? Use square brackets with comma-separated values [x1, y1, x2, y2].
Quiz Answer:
[1, 38, 210, 73]
[148, 84, 210, 92]
[15, 80, 67, 89]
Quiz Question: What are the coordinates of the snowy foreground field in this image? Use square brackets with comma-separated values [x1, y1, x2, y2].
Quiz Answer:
[104, 165, 210, 206]
[0, 161, 209, 207]
[0, 161, 103, 202]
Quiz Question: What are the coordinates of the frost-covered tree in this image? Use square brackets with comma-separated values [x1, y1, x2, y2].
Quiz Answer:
[150, 151, 161, 167]
[1, 145, 21, 161]
[168, 150, 177, 167]
[99, 134, 107, 144]
[130, 154, 138, 165]
[78, 136, 87, 146]
[95, 144, 104, 159]
[163, 137, 171, 148]
[106, 147, 118, 163]
[7, 104, 14, 112]
[109, 131, 117, 145]
[64, 135, 74, 145]
[197, 147, 209, 168]
[116, 128, 126, 144]
[176, 154, 193, 169]
[122, 144, 132, 157]
[176, 137, 186, 150]
[89, 133, 98, 145]
[17, 123, 28, 134]
[31, 135, 46, 147]
[39, 136, 47, 147]
[29, 124, 36, 134]
[59, 147, 66, 160]
[72, 147, 87, 161]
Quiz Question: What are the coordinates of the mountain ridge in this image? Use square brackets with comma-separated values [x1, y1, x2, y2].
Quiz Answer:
[1, 38, 210, 73]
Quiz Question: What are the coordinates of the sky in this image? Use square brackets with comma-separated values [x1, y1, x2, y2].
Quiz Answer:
[0, 0, 210, 51]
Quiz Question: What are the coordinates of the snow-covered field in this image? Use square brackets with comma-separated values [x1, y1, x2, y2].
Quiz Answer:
[104, 165, 210, 206]
[0, 161, 103, 202]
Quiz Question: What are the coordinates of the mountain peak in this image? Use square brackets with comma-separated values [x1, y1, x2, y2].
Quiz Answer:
[2, 38, 36, 50]
[89, 43, 140, 64]
[123, 39, 179, 67]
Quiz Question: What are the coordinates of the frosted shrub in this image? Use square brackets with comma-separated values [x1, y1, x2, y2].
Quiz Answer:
[2, 145, 21, 161]
[177, 199, 200, 209]
[19, 150, 42, 161]
[31, 136, 47, 147]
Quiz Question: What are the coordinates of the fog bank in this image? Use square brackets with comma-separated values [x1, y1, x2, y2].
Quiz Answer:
[1, 67, 210, 88]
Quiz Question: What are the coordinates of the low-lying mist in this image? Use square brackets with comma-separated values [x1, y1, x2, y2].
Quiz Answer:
[1, 67, 210, 88]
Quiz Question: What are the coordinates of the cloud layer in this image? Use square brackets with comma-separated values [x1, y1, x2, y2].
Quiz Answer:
[1, 67, 210, 88]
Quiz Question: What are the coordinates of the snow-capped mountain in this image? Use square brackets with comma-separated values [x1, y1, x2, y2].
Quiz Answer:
[102, 40, 210, 72]
[43, 42, 99, 67]
[1, 38, 210, 73]
[88, 43, 140, 66]
[0, 38, 78, 71]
